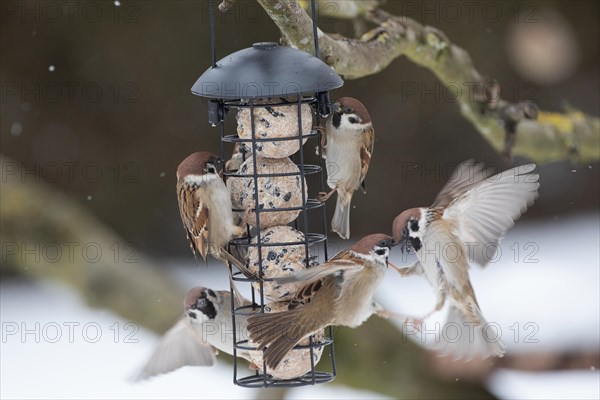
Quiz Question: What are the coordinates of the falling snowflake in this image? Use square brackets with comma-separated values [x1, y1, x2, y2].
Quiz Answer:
[48, 65, 55, 72]
[10, 122, 23, 136]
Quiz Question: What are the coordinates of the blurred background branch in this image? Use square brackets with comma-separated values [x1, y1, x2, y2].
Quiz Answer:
[1, 156, 182, 333]
[256, 0, 600, 164]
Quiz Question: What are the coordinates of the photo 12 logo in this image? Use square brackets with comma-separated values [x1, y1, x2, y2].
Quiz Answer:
[1, 161, 141, 185]
[1, 82, 140, 104]
[402, 320, 540, 345]
[1, 241, 140, 264]
[1, 1, 140, 24]
[1, 321, 140, 344]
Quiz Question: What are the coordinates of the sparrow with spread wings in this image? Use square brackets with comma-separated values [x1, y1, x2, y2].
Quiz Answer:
[392, 160, 540, 359]
[247, 234, 396, 369]
[135, 285, 255, 380]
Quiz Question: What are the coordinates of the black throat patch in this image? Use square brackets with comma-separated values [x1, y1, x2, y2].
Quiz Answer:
[409, 237, 422, 252]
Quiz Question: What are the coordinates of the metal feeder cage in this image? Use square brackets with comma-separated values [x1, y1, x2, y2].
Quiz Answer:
[191, 0, 343, 388]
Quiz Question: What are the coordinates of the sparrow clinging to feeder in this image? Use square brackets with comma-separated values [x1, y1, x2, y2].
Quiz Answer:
[176, 151, 254, 277]
[247, 233, 396, 369]
[391, 160, 540, 359]
[317, 97, 375, 240]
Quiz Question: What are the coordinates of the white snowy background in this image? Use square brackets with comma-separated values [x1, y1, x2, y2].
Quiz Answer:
[1, 214, 599, 399]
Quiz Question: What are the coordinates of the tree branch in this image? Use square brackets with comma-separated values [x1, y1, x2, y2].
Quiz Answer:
[254, 0, 600, 164]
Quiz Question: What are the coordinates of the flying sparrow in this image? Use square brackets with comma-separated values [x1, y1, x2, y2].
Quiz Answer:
[317, 97, 375, 240]
[176, 151, 254, 277]
[247, 233, 396, 369]
[391, 160, 540, 359]
[135, 286, 255, 380]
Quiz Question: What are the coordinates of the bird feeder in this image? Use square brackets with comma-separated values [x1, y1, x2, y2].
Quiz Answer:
[190, 0, 343, 388]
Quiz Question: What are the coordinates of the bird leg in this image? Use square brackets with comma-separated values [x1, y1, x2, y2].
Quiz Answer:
[410, 289, 446, 329]
[313, 125, 327, 158]
[387, 260, 424, 277]
[313, 125, 327, 147]
[318, 188, 336, 202]
[372, 302, 423, 328]
[240, 206, 253, 227]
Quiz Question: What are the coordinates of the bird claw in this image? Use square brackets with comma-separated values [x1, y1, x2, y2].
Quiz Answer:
[318, 190, 335, 202]
[240, 207, 252, 227]
[403, 317, 424, 331]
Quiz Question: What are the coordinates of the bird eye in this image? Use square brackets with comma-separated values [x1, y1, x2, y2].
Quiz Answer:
[344, 107, 353, 114]
[205, 163, 216, 174]
[378, 240, 387, 247]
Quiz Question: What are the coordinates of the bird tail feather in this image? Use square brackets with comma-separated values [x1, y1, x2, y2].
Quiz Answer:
[331, 191, 351, 239]
[247, 309, 314, 370]
[437, 304, 505, 360]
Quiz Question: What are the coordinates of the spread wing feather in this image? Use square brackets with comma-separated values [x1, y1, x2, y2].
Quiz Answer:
[134, 319, 216, 381]
[442, 164, 539, 267]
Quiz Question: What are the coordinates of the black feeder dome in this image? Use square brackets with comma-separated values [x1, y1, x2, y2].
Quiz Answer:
[190, 38, 343, 387]
[191, 42, 343, 124]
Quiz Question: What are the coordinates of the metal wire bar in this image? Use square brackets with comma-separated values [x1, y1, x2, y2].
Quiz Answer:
[310, 0, 320, 58]
[208, 0, 216, 67]
[222, 95, 336, 387]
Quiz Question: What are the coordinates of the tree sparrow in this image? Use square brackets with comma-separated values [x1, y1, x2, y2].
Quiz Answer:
[318, 97, 375, 240]
[135, 286, 255, 380]
[391, 161, 540, 359]
[176, 152, 253, 277]
[224, 142, 247, 174]
[247, 233, 396, 369]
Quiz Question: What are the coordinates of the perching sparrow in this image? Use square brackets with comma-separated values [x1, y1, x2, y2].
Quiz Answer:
[318, 97, 374, 240]
[176, 152, 253, 277]
[391, 161, 540, 359]
[224, 142, 247, 174]
[135, 286, 255, 380]
[247, 233, 396, 369]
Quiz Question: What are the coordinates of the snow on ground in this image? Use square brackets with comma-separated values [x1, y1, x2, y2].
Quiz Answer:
[489, 369, 600, 400]
[378, 213, 600, 353]
[1, 214, 598, 399]
[0, 280, 388, 400]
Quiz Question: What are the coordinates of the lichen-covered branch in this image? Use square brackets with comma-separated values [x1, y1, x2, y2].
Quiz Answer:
[1, 157, 184, 333]
[254, 0, 600, 164]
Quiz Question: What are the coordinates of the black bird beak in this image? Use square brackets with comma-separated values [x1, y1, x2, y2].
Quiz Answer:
[394, 235, 410, 254]
[330, 102, 341, 113]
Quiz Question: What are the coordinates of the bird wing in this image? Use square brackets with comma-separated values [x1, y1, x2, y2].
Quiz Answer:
[358, 126, 375, 193]
[134, 319, 216, 381]
[276, 251, 364, 307]
[177, 183, 210, 260]
[442, 163, 539, 267]
[276, 254, 362, 286]
[432, 160, 488, 208]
